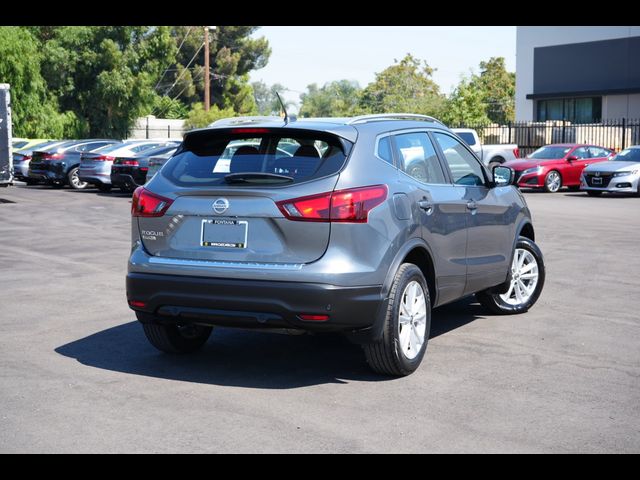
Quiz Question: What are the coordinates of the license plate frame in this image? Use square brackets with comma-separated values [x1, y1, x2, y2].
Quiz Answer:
[200, 219, 248, 249]
[591, 177, 603, 185]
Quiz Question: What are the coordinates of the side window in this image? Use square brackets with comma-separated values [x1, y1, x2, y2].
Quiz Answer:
[376, 136, 394, 165]
[588, 147, 608, 158]
[571, 147, 589, 159]
[433, 132, 486, 187]
[394, 132, 447, 184]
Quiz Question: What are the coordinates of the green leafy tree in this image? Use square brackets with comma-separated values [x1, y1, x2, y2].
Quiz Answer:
[0, 27, 72, 137]
[358, 54, 446, 116]
[184, 103, 236, 130]
[252, 81, 293, 115]
[441, 77, 490, 126]
[299, 80, 362, 117]
[32, 26, 178, 138]
[475, 57, 515, 124]
[164, 26, 270, 114]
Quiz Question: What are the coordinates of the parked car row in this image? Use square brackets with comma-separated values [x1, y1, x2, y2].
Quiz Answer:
[12, 138, 179, 191]
[501, 143, 640, 196]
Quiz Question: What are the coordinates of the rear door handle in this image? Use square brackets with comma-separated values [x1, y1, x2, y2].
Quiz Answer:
[466, 201, 478, 211]
[418, 199, 434, 215]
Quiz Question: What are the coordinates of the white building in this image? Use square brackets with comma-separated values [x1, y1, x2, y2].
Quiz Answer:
[516, 26, 640, 122]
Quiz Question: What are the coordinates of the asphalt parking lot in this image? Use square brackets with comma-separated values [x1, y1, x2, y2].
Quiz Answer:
[0, 184, 638, 453]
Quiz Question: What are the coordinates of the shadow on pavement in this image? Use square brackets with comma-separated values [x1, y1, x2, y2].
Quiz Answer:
[55, 298, 484, 389]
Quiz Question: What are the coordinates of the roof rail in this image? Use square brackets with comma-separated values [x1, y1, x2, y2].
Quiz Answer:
[346, 113, 446, 126]
[209, 115, 297, 127]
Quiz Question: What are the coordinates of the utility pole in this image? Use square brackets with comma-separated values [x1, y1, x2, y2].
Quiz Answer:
[204, 26, 210, 112]
[203, 26, 217, 112]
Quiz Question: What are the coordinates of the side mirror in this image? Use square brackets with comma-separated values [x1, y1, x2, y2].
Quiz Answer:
[492, 165, 514, 187]
[566, 155, 578, 162]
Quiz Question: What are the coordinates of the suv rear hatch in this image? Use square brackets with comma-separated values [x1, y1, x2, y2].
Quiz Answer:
[135, 127, 354, 265]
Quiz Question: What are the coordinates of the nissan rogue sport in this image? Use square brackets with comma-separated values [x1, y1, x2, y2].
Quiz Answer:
[126, 114, 545, 376]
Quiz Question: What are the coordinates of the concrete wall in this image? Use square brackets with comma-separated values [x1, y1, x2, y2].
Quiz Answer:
[128, 115, 186, 140]
[516, 26, 640, 121]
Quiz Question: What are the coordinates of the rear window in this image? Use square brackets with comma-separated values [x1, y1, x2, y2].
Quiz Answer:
[163, 130, 349, 186]
[456, 132, 477, 146]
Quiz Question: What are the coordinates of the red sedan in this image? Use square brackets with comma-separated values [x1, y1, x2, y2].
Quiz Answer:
[503, 144, 614, 193]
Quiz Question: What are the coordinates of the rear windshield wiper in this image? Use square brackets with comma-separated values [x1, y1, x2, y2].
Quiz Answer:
[223, 172, 294, 184]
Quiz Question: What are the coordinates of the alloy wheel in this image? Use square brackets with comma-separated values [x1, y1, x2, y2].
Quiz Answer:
[398, 281, 428, 360]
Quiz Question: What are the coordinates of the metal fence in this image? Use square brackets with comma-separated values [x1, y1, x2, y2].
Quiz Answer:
[453, 119, 640, 157]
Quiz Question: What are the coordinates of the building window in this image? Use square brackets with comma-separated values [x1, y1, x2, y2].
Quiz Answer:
[536, 97, 602, 123]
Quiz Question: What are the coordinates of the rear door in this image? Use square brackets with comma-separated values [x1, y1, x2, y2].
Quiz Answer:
[432, 131, 513, 294]
[392, 131, 469, 305]
[136, 128, 350, 265]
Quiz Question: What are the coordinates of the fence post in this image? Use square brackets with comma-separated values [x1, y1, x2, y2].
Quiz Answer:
[146, 116, 149, 139]
[508, 121, 512, 144]
[562, 119, 566, 143]
[168, 125, 171, 139]
[621, 118, 626, 150]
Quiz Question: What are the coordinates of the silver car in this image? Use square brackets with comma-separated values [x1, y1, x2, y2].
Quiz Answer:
[126, 114, 546, 376]
[581, 146, 640, 196]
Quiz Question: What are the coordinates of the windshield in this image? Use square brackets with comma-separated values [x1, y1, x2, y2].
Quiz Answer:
[528, 146, 572, 159]
[612, 148, 640, 162]
[163, 130, 347, 186]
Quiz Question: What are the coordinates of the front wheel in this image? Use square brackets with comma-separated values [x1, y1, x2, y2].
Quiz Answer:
[363, 263, 431, 376]
[68, 167, 88, 190]
[476, 237, 545, 315]
[543, 170, 562, 193]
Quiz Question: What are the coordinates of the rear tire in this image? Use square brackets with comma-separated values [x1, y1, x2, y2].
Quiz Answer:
[587, 190, 603, 197]
[363, 263, 431, 376]
[68, 167, 88, 190]
[119, 185, 135, 194]
[488, 156, 505, 171]
[142, 322, 213, 354]
[543, 170, 562, 193]
[476, 237, 545, 315]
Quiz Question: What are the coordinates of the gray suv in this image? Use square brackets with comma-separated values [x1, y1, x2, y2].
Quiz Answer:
[127, 114, 545, 376]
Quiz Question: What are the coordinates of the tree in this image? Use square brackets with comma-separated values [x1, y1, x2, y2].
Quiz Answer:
[358, 54, 446, 116]
[183, 103, 236, 130]
[252, 81, 293, 116]
[299, 80, 362, 117]
[441, 77, 490, 126]
[32, 26, 178, 138]
[163, 26, 271, 115]
[475, 57, 515, 124]
[0, 27, 72, 137]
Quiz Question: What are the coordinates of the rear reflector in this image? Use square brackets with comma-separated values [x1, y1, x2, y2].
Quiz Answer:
[298, 314, 329, 322]
[128, 300, 147, 308]
[276, 185, 388, 223]
[131, 187, 173, 217]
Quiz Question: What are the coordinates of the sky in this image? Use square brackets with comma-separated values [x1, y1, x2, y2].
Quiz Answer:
[249, 26, 516, 111]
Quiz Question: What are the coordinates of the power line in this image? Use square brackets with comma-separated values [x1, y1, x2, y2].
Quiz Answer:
[162, 41, 205, 96]
[154, 27, 194, 90]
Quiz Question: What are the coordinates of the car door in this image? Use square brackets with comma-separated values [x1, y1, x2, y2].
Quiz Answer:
[431, 131, 514, 295]
[390, 131, 468, 306]
[564, 146, 590, 185]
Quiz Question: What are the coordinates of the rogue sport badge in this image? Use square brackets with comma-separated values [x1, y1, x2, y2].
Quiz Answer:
[213, 198, 230, 214]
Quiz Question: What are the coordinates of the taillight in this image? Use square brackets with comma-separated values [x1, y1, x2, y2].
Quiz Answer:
[276, 185, 388, 223]
[93, 155, 115, 162]
[131, 187, 173, 217]
[120, 160, 139, 166]
[513, 148, 520, 158]
[42, 153, 63, 160]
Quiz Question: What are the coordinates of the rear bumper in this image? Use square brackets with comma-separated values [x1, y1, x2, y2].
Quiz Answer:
[79, 171, 112, 185]
[126, 272, 383, 333]
[111, 172, 145, 188]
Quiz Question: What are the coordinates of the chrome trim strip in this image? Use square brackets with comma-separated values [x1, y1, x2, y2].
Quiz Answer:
[148, 256, 304, 270]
